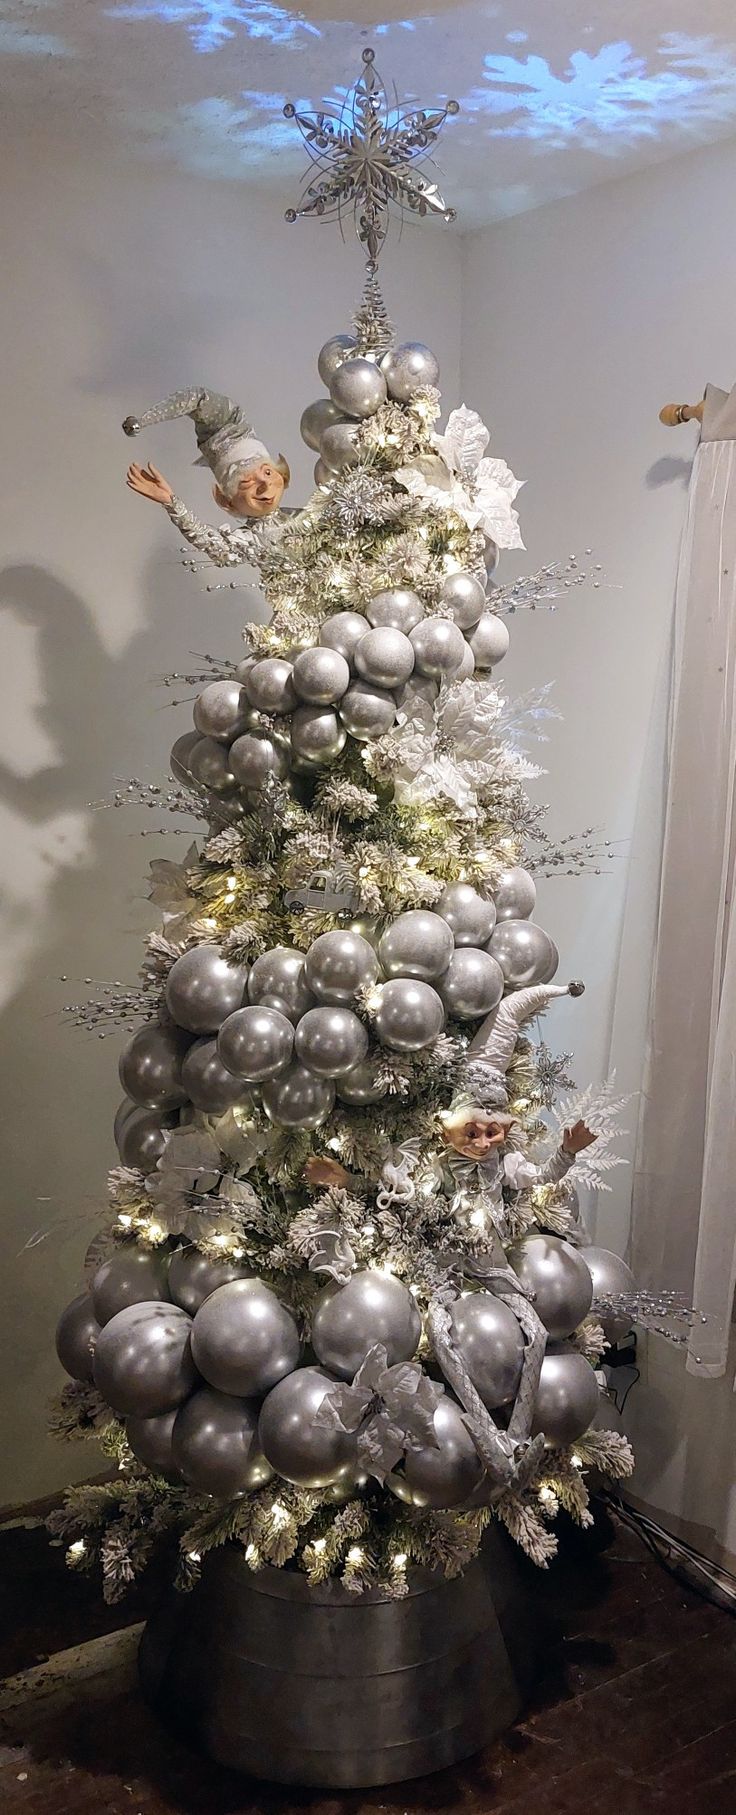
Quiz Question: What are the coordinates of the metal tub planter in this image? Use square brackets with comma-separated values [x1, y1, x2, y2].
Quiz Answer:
[139, 1525, 539, 1788]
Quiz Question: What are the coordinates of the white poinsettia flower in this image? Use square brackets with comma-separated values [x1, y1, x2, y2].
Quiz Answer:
[396, 404, 525, 550]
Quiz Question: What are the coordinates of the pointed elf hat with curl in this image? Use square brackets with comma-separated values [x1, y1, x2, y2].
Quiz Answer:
[461, 981, 584, 1110]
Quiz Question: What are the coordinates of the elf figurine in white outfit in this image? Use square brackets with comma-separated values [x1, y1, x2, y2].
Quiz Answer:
[123, 386, 291, 566]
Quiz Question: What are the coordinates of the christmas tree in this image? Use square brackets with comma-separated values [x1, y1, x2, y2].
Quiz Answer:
[51, 49, 635, 1617]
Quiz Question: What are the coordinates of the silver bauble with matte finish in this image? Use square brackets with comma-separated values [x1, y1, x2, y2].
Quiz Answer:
[191, 1278, 300, 1398]
[181, 1038, 251, 1114]
[440, 570, 486, 629]
[436, 881, 497, 947]
[94, 1301, 196, 1418]
[217, 1005, 294, 1083]
[319, 611, 370, 664]
[117, 1107, 172, 1173]
[317, 332, 357, 386]
[531, 1343, 600, 1447]
[378, 909, 454, 982]
[390, 1396, 483, 1508]
[244, 658, 297, 716]
[410, 617, 466, 679]
[493, 865, 537, 922]
[354, 626, 415, 691]
[290, 704, 347, 766]
[449, 1294, 525, 1410]
[366, 587, 424, 633]
[291, 646, 350, 705]
[381, 341, 440, 401]
[247, 948, 314, 1024]
[55, 1291, 100, 1383]
[374, 978, 445, 1051]
[537, 937, 560, 985]
[295, 1005, 369, 1078]
[313, 457, 333, 492]
[229, 733, 288, 790]
[335, 1057, 387, 1104]
[455, 641, 476, 681]
[312, 1270, 421, 1380]
[170, 730, 203, 786]
[259, 1366, 357, 1490]
[329, 356, 387, 419]
[489, 919, 557, 989]
[305, 929, 379, 1005]
[261, 1061, 335, 1129]
[467, 613, 510, 670]
[320, 421, 362, 471]
[92, 1247, 171, 1327]
[193, 680, 250, 745]
[438, 948, 505, 1020]
[165, 944, 249, 1035]
[118, 1024, 189, 1111]
[339, 681, 397, 740]
[125, 1409, 180, 1480]
[189, 737, 237, 795]
[168, 1246, 250, 1316]
[300, 396, 343, 452]
[583, 1246, 636, 1345]
[507, 1234, 594, 1340]
[172, 1386, 273, 1497]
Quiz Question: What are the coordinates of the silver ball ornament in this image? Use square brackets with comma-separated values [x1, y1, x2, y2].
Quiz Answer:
[292, 646, 350, 705]
[484, 536, 500, 577]
[217, 1005, 294, 1082]
[354, 626, 415, 690]
[181, 1038, 251, 1113]
[366, 587, 424, 633]
[438, 948, 504, 1020]
[455, 641, 476, 681]
[374, 978, 445, 1051]
[125, 1409, 180, 1480]
[189, 737, 237, 795]
[378, 909, 454, 981]
[381, 341, 440, 401]
[114, 1096, 136, 1146]
[295, 1005, 368, 1078]
[55, 1292, 100, 1383]
[93, 1301, 196, 1418]
[168, 1246, 250, 1315]
[172, 1387, 273, 1497]
[300, 397, 343, 452]
[329, 356, 387, 419]
[244, 658, 296, 716]
[449, 1294, 525, 1409]
[305, 929, 379, 1004]
[493, 866, 537, 921]
[489, 920, 557, 989]
[531, 1344, 600, 1447]
[314, 457, 333, 491]
[170, 730, 202, 786]
[507, 1234, 594, 1340]
[312, 1270, 421, 1380]
[117, 1107, 172, 1173]
[584, 1246, 637, 1344]
[339, 681, 396, 739]
[229, 733, 287, 789]
[247, 948, 314, 1024]
[259, 1366, 357, 1490]
[319, 611, 370, 664]
[193, 680, 250, 744]
[335, 1058, 387, 1104]
[436, 881, 497, 947]
[191, 1278, 300, 1397]
[317, 332, 357, 386]
[391, 1395, 483, 1508]
[290, 704, 347, 766]
[165, 944, 249, 1035]
[410, 617, 466, 678]
[467, 613, 510, 670]
[118, 1024, 189, 1111]
[440, 570, 486, 629]
[537, 937, 560, 984]
[92, 1247, 171, 1326]
[319, 420, 362, 471]
[261, 1061, 335, 1129]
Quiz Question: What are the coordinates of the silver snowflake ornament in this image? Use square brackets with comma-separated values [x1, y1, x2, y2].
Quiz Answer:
[284, 47, 459, 266]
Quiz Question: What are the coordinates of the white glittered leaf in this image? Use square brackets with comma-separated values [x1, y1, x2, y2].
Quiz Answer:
[438, 405, 490, 478]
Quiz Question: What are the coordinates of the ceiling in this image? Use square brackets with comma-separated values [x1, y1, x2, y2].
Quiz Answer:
[3, 0, 736, 224]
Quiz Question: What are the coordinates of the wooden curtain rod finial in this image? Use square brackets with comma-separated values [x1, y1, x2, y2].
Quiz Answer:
[659, 401, 705, 427]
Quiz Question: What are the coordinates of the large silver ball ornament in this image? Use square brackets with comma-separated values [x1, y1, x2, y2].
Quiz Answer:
[317, 332, 357, 386]
[55, 1292, 100, 1383]
[165, 944, 249, 1035]
[319, 611, 370, 664]
[290, 704, 347, 766]
[295, 1005, 368, 1078]
[92, 1247, 171, 1326]
[217, 1005, 294, 1082]
[313, 457, 333, 492]
[537, 937, 560, 985]
[244, 658, 296, 716]
[366, 587, 424, 633]
[312, 1270, 421, 1380]
[436, 881, 497, 947]
[329, 356, 387, 419]
[440, 570, 486, 629]
[305, 929, 379, 1004]
[229, 733, 288, 789]
[409, 617, 466, 679]
[374, 978, 445, 1051]
[191, 1278, 300, 1397]
[261, 1062, 335, 1129]
[114, 1096, 136, 1146]
[189, 737, 237, 795]
[259, 1366, 357, 1490]
[170, 730, 203, 786]
[484, 536, 500, 577]
[467, 613, 510, 670]
[381, 341, 440, 401]
[300, 397, 343, 452]
[354, 626, 415, 691]
[455, 641, 476, 681]
[93, 1302, 196, 1418]
[531, 1344, 600, 1447]
[438, 948, 504, 1020]
[247, 947, 314, 1024]
[507, 1234, 594, 1340]
[335, 1057, 387, 1104]
[339, 681, 396, 740]
[493, 865, 537, 921]
[292, 646, 350, 706]
[118, 1024, 189, 1111]
[449, 1294, 525, 1409]
[125, 1409, 180, 1480]
[378, 909, 454, 982]
[193, 680, 250, 745]
[117, 1107, 172, 1173]
[584, 1246, 637, 1344]
[172, 1386, 273, 1497]
[168, 1246, 250, 1316]
[391, 1395, 483, 1508]
[181, 1038, 251, 1113]
[489, 920, 558, 988]
[320, 420, 362, 472]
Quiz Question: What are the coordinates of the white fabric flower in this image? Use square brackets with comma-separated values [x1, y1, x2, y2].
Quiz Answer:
[395, 405, 524, 550]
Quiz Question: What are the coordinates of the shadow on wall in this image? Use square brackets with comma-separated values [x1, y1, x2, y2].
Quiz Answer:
[645, 455, 693, 490]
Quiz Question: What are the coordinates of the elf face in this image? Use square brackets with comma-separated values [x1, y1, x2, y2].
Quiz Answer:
[441, 1108, 518, 1161]
[230, 461, 286, 517]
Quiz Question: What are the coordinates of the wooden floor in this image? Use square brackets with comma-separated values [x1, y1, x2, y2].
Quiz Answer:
[0, 1504, 734, 1814]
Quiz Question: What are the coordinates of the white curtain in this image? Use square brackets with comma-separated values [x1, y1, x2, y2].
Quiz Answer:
[632, 382, 736, 1380]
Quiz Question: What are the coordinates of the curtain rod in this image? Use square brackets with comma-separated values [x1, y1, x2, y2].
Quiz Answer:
[659, 401, 705, 427]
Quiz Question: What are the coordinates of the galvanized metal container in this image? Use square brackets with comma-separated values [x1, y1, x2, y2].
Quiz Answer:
[139, 1526, 539, 1787]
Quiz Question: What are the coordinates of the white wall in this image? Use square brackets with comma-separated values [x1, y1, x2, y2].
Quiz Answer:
[0, 133, 462, 1505]
[461, 134, 736, 1565]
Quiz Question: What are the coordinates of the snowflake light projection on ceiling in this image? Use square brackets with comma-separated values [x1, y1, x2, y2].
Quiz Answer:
[108, 0, 320, 53]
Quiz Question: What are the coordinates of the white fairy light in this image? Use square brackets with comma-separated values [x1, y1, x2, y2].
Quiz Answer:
[245, 1543, 259, 1564]
[271, 1503, 289, 1528]
[392, 1551, 408, 1569]
[347, 1546, 363, 1564]
[313, 1537, 327, 1553]
[68, 1539, 86, 1559]
[571, 1454, 583, 1470]
[187, 1549, 201, 1562]
[117, 1212, 133, 1228]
